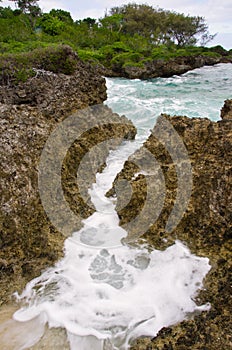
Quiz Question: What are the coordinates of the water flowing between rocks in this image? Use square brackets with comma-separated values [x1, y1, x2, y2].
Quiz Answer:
[1, 64, 231, 350]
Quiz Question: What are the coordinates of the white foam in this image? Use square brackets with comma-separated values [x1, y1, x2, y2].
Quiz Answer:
[74, 140, 140, 248]
[13, 142, 211, 350]
[105, 63, 232, 123]
[11, 66, 232, 349]
[14, 241, 210, 350]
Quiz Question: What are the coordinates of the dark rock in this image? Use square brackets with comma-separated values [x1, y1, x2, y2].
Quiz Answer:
[101, 55, 232, 80]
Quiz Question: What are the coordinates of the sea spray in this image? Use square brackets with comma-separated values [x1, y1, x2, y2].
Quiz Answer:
[13, 141, 211, 349]
[5, 63, 231, 349]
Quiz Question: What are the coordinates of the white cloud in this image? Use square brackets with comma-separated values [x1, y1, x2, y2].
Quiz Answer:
[39, 1, 66, 13]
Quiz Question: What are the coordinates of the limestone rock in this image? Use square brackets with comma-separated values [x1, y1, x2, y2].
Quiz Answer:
[221, 98, 232, 120]
[0, 64, 136, 304]
[109, 100, 231, 349]
[101, 55, 232, 80]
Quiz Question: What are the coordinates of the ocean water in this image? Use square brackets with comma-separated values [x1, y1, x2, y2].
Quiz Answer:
[106, 63, 232, 143]
[1, 63, 231, 350]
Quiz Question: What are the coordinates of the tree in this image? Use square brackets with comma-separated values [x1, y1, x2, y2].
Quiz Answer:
[200, 31, 216, 46]
[166, 13, 211, 46]
[0, 6, 15, 18]
[38, 13, 65, 35]
[49, 9, 73, 24]
[9, 0, 41, 28]
[107, 3, 214, 47]
[82, 17, 96, 28]
[110, 3, 158, 38]
[100, 14, 123, 33]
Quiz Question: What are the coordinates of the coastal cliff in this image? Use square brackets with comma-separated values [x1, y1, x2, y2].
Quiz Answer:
[99, 55, 232, 80]
[0, 43, 231, 348]
[0, 47, 136, 304]
[108, 100, 232, 349]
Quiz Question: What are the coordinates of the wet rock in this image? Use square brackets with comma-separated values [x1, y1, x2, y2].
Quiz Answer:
[101, 56, 232, 80]
[0, 63, 136, 304]
[109, 100, 231, 349]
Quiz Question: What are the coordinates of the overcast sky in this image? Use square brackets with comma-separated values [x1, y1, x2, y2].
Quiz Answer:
[2, 0, 232, 49]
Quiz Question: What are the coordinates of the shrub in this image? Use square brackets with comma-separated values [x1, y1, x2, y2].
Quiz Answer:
[0, 40, 57, 54]
[110, 52, 143, 70]
[151, 46, 174, 60]
[0, 45, 79, 85]
[98, 42, 132, 66]
[208, 45, 228, 56]
[201, 51, 221, 58]
[151, 45, 223, 61]
[31, 45, 78, 74]
[77, 49, 104, 62]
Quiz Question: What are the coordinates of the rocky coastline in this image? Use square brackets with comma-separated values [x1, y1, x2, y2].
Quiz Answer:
[0, 45, 231, 349]
[99, 54, 232, 79]
[109, 100, 231, 349]
[0, 53, 136, 305]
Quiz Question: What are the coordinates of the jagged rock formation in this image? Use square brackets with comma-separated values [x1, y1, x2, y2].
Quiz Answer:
[100, 55, 232, 79]
[0, 42, 231, 348]
[0, 61, 136, 304]
[221, 98, 232, 120]
[108, 100, 232, 349]
[0, 63, 107, 111]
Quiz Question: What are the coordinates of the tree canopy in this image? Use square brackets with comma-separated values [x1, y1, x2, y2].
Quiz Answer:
[0, 1, 226, 77]
[108, 3, 214, 46]
[9, 0, 41, 28]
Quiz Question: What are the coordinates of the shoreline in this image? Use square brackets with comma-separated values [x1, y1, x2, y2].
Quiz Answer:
[0, 48, 136, 305]
[0, 50, 231, 349]
[97, 55, 232, 80]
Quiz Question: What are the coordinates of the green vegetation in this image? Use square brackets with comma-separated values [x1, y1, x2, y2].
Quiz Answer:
[0, 1, 231, 83]
[0, 45, 78, 85]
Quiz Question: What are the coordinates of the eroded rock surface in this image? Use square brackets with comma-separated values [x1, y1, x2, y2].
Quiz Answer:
[221, 99, 232, 120]
[100, 56, 232, 80]
[0, 64, 136, 304]
[109, 100, 232, 349]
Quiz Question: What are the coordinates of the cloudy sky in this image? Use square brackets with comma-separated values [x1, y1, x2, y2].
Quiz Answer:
[2, 0, 232, 48]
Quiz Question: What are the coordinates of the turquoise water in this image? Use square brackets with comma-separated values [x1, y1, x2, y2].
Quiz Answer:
[4, 63, 231, 350]
[105, 63, 232, 141]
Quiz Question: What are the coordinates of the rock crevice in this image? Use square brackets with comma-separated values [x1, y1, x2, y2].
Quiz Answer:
[0, 59, 136, 304]
[109, 100, 232, 349]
